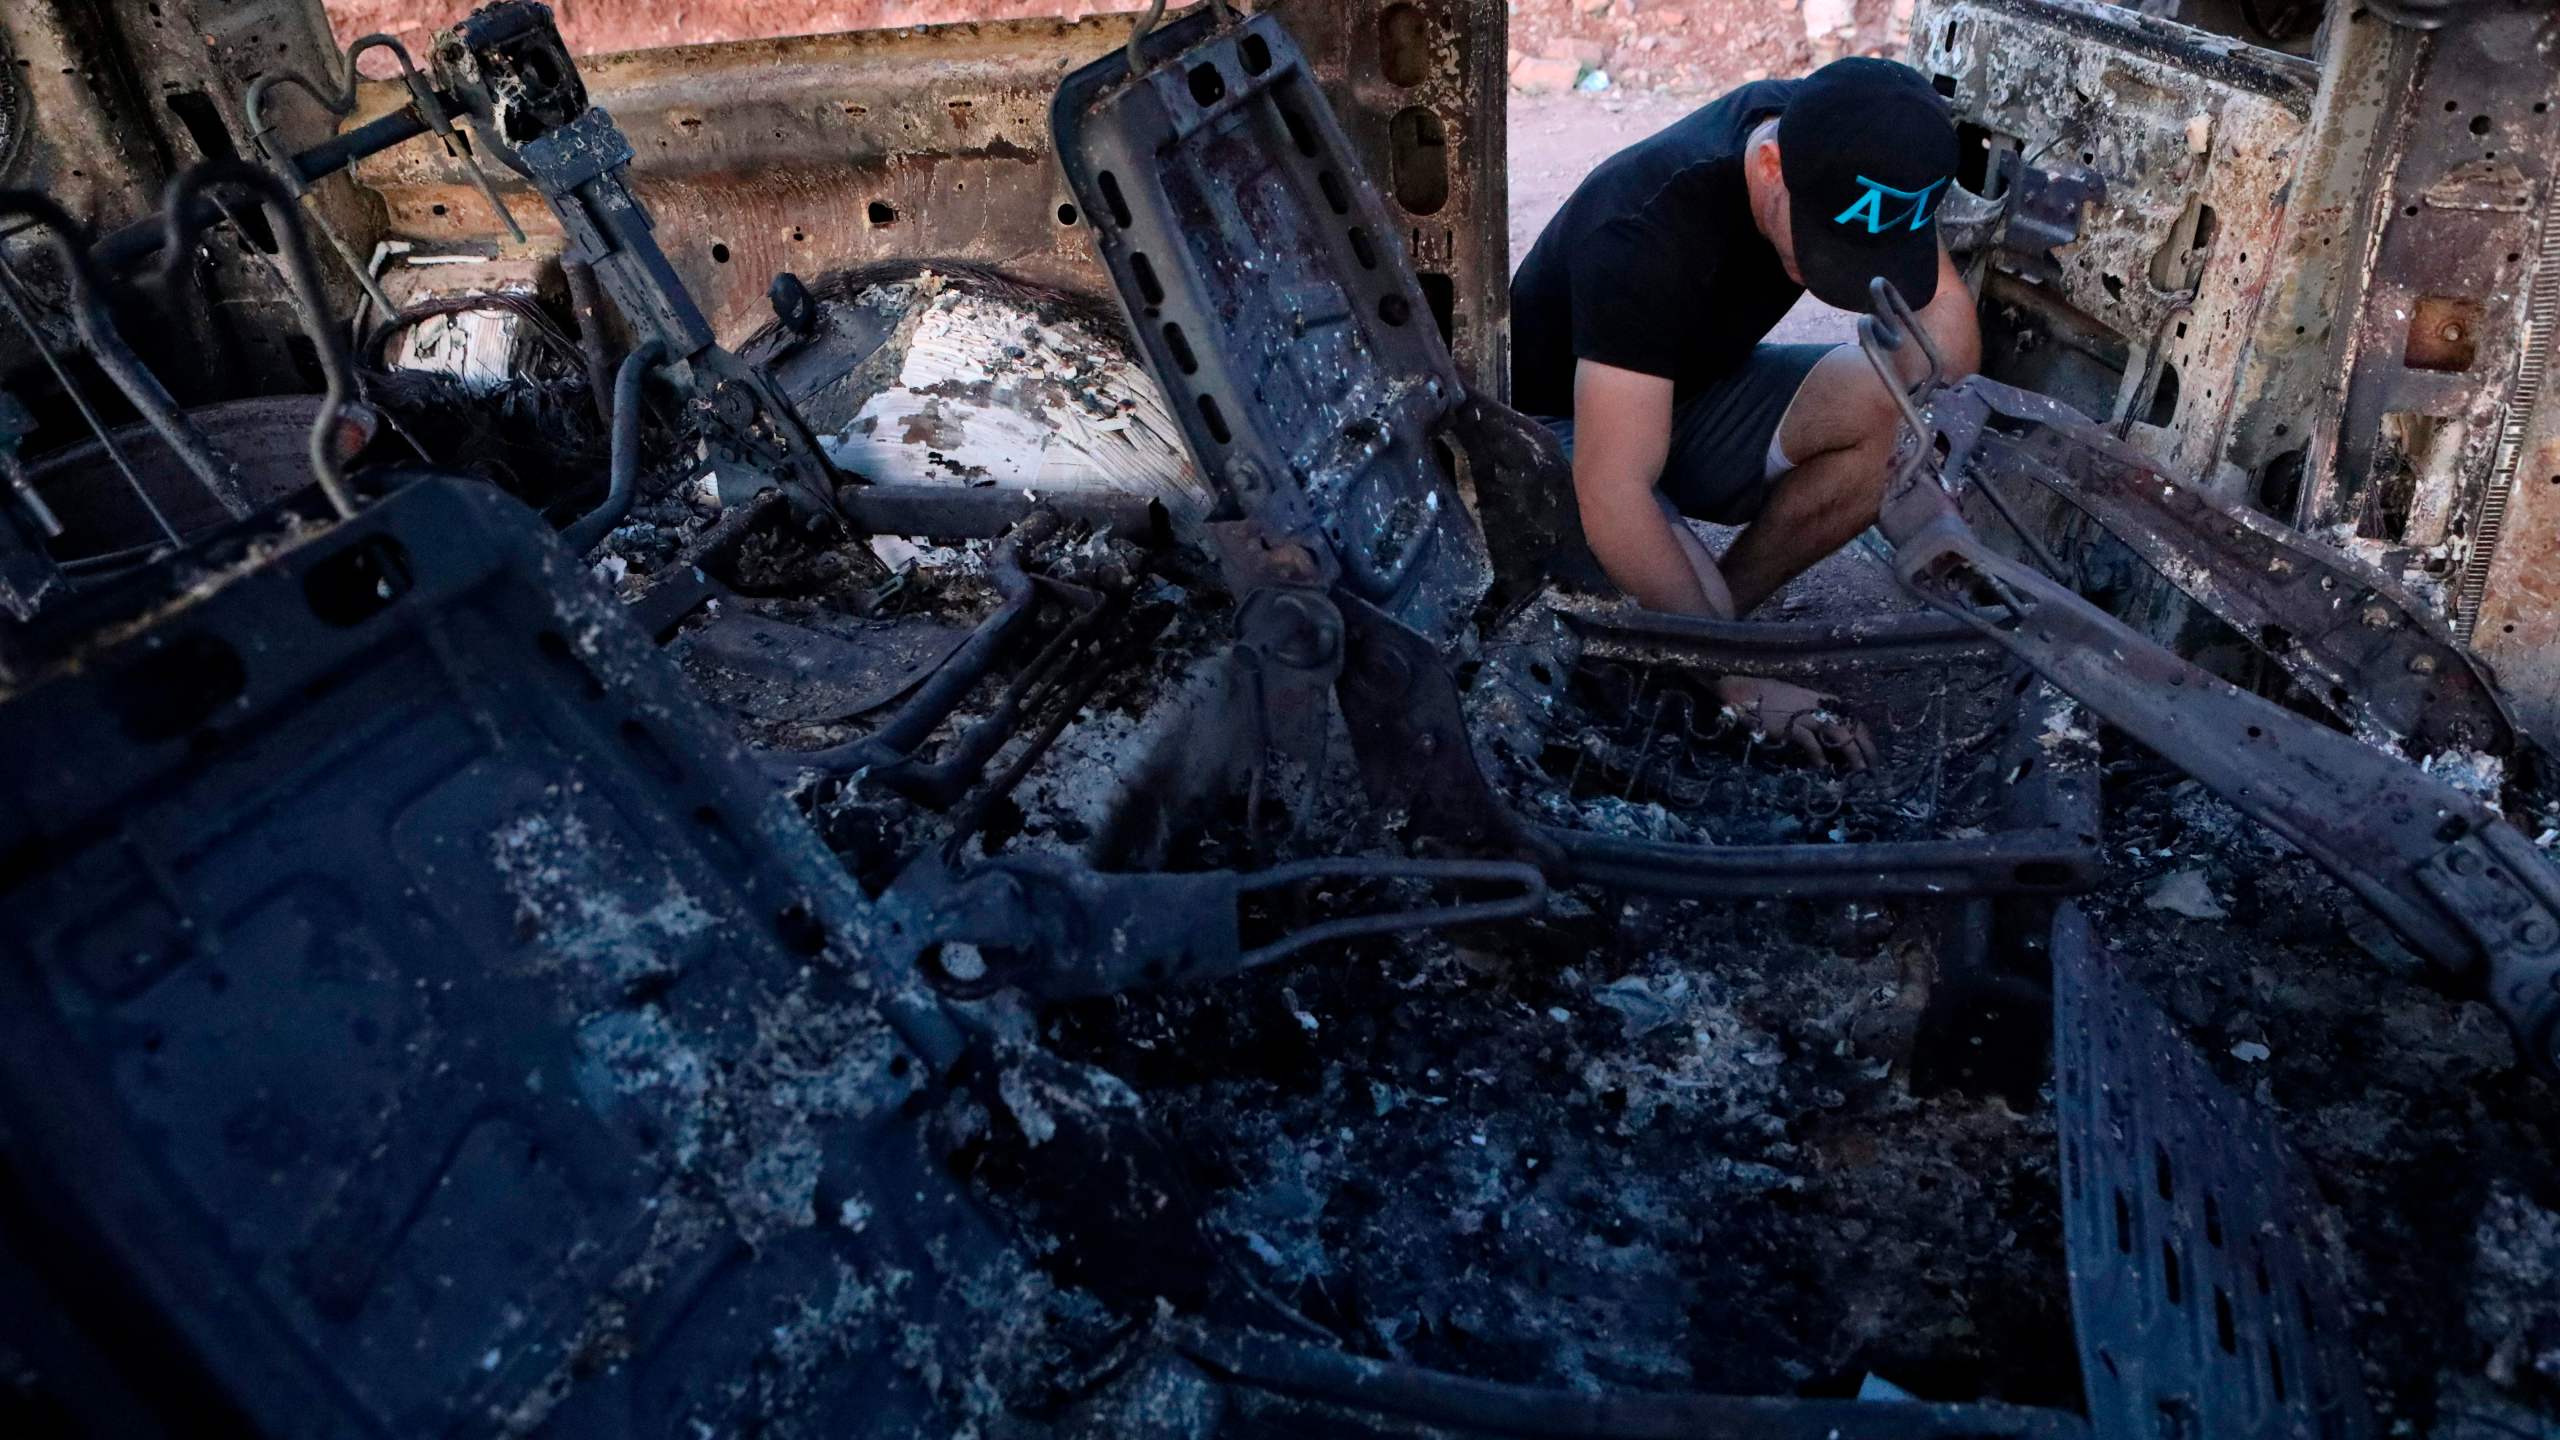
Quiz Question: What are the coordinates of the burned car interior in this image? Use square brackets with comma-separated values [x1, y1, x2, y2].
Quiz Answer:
[0, 0, 2557, 1436]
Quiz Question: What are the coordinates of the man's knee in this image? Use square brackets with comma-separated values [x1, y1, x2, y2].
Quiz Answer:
[1782, 348, 1905, 465]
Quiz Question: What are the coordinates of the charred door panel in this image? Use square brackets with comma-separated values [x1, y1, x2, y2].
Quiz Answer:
[1911, 0, 2313, 493]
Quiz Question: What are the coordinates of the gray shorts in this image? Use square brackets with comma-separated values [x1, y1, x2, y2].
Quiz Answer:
[1535, 342, 1832, 526]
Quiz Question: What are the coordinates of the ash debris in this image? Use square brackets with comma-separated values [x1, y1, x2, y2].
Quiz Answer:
[2089, 753, 2560, 1432]
[1037, 882, 2076, 1402]
[654, 482, 2555, 1430]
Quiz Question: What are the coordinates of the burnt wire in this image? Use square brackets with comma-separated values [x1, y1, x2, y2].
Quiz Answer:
[940, 599, 1175, 861]
[364, 293, 589, 375]
[1235, 858, 1547, 971]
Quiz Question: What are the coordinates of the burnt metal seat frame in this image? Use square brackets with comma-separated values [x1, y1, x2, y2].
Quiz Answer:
[2052, 905, 2377, 1440]
[1932, 374, 2523, 761]
[1860, 278, 2560, 1075]
[1530, 604, 2105, 901]
[0, 476, 1011, 1435]
[1049, 4, 1490, 645]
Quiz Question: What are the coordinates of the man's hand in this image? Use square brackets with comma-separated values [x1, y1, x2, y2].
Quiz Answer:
[1714, 675, 1879, 772]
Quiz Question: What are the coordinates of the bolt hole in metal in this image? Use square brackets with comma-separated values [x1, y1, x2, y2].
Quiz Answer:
[1389, 106, 1449, 215]
[1096, 170, 1133, 228]
[1379, 3, 1433, 86]
[1130, 251, 1166, 306]
[1188, 62, 1225, 107]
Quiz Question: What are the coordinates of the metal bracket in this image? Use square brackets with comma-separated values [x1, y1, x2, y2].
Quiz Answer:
[2417, 829, 2560, 1072]
[431, 2, 846, 529]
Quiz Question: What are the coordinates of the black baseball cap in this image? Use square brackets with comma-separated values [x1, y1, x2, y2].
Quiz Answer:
[1777, 57, 1960, 313]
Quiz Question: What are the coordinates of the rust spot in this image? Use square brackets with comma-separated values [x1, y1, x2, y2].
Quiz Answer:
[1379, 4, 1436, 88]
[2402, 295, 2483, 373]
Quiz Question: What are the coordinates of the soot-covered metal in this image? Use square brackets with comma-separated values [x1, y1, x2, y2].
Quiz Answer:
[0, 4, 2555, 1439]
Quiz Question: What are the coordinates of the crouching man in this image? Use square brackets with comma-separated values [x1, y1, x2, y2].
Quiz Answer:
[1510, 57, 1981, 769]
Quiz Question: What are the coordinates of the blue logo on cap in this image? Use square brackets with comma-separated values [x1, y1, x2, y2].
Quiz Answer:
[1834, 175, 1948, 234]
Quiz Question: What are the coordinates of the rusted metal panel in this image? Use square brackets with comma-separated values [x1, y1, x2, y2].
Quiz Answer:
[2208, 7, 2411, 523]
[350, 16, 1150, 332]
[1910, 0, 2312, 492]
[2305, 8, 2560, 667]
[1268, 0, 1511, 400]
[2467, 173, 2560, 739]
[348, 2, 1511, 392]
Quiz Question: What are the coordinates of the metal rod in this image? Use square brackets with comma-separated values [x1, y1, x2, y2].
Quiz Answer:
[874, 575, 1110, 808]
[1236, 858, 1548, 970]
[759, 510, 1066, 780]
[0, 191, 247, 518]
[1126, 0, 1170, 79]
[156, 162, 363, 517]
[1971, 471, 2069, 578]
[89, 111, 435, 276]
[310, 205, 402, 323]
[0, 253, 178, 546]
[240, 42, 415, 324]
[289, 109, 433, 192]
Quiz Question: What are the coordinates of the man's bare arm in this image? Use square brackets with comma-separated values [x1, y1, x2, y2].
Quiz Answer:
[1880, 245, 1981, 389]
[1571, 359, 1737, 618]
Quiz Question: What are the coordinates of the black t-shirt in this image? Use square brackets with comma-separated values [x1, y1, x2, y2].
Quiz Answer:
[1509, 81, 1806, 418]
